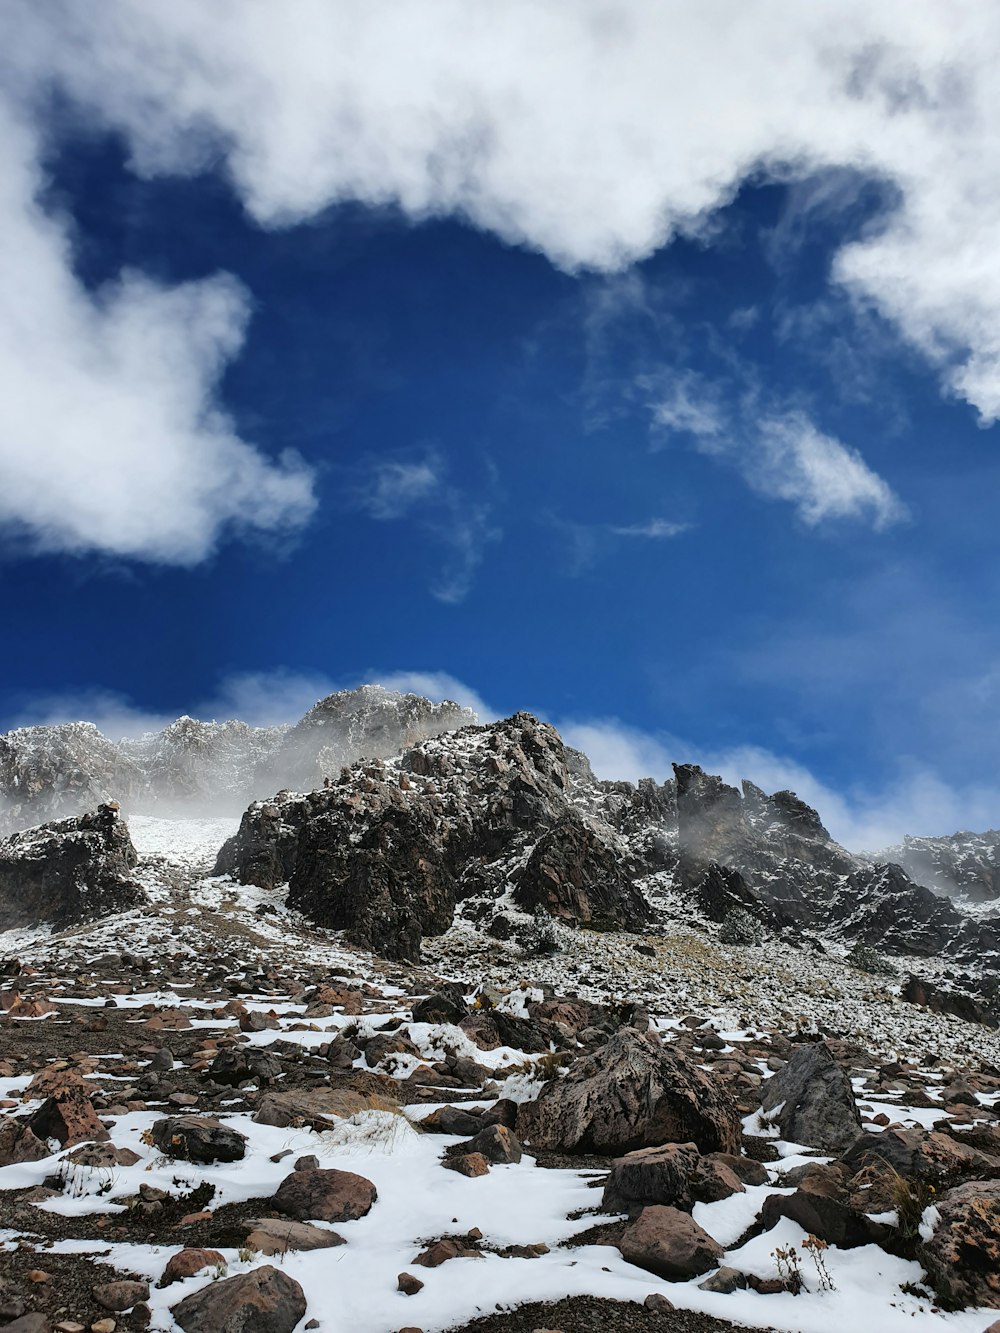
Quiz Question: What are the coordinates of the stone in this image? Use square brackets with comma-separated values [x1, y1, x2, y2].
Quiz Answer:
[779, 1161, 849, 1201]
[0, 1317, 52, 1333]
[243, 1219, 345, 1255]
[412, 987, 468, 1025]
[708, 1152, 768, 1187]
[618, 1205, 723, 1280]
[92, 1282, 149, 1312]
[698, 1266, 748, 1293]
[512, 812, 651, 929]
[413, 1238, 482, 1267]
[759, 1042, 862, 1153]
[922, 1179, 1000, 1309]
[517, 1029, 741, 1156]
[397, 1273, 424, 1296]
[253, 1088, 375, 1131]
[24, 1074, 109, 1149]
[65, 1143, 141, 1169]
[273, 1167, 377, 1223]
[643, 1293, 676, 1312]
[171, 1265, 307, 1333]
[759, 1190, 893, 1249]
[149, 1115, 246, 1164]
[690, 1156, 745, 1203]
[602, 1143, 701, 1215]
[465, 1125, 522, 1164]
[420, 1106, 484, 1136]
[161, 1249, 226, 1285]
[0, 1116, 49, 1167]
[442, 1153, 490, 1177]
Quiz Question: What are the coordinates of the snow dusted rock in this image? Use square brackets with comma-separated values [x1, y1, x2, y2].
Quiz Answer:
[0, 804, 143, 931]
[759, 1041, 862, 1153]
[516, 1028, 742, 1156]
[0, 722, 144, 833]
[879, 828, 1000, 904]
[161, 1249, 227, 1285]
[272, 1167, 377, 1223]
[242, 1218, 346, 1255]
[618, 1204, 723, 1280]
[171, 1265, 307, 1333]
[512, 813, 651, 930]
[922, 1178, 1000, 1309]
[149, 1115, 247, 1164]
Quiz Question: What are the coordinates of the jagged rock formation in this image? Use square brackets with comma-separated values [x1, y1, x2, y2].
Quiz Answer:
[0, 686, 475, 834]
[0, 804, 144, 930]
[879, 829, 1000, 904]
[216, 712, 656, 960]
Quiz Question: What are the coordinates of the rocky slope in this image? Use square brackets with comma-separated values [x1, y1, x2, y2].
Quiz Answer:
[0, 686, 476, 835]
[216, 711, 1000, 974]
[879, 829, 1000, 905]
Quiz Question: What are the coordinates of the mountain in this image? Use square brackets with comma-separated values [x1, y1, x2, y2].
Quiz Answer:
[0, 685, 476, 835]
[878, 830, 1000, 905]
[216, 709, 1000, 971]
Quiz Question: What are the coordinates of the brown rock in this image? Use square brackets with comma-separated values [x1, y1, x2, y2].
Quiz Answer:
[465, 1125, 522, 1164]
[619, 1205, 723, 1280]
[171, 1265, 306, 1333]
[922, 1179, 1000, 1309]
[643, 1293, 676, 1312]
[443, 1153, 490, 1177]
[603, 1143, 701, 1215]
[690, 1156, 744, 1203]
[25, 1080, 109, 1149]
[243, 1218, 346, 1254]
[273, 1167, 377, 1223]
[413, 1237, 483, 1267]
[0, 1115, 49, 1166]
[160, 1249, 226, 1285]
[92, 1281, 150, 1312]
[398, 1273, 424, 1295]
[759, 1190, 893, 1248]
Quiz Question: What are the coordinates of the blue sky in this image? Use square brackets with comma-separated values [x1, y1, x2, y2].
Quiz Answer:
[4, 2, 1000, 847]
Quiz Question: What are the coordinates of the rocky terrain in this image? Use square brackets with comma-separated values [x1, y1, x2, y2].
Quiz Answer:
[0, 688, 999, 1332]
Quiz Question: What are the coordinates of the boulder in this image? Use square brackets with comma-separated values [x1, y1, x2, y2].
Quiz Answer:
[0, 804, 144, 930]
[465, 1125, 522, 1164]
[759, 1041, 861, 1153]
[93, 1280, 150, 1312]
[517, 1029, 741, 1156]
[243, 1218, 345, 1254]
[273, 1167, 376, 1223]
[161, 1249, 226, 1285]
[413, 986, 468, 1025]
[0, 1116, 49, 1167]
[922, 1178, 1000, 1309]
[759, 1189, 893, 1248]
[618, 1205, 723, 1280]
[603, 1143, 701, 1215]
[842, 1126, 1000, 1186]
[149, 1115, 247, 1164]
[171, 1265, 306, 1333]
[25, 1075, 109, 1150]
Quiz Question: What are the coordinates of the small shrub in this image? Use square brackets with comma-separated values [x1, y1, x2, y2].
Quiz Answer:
[522, 906, 560, 956]
[886, 1165, 936, 1254]
[845, 942, 898, 976]
[719, 908, 762, 946]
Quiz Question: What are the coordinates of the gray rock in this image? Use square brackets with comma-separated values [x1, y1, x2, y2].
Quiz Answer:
[149, 1115, 247, 1164]
[760, 1041, 862, 1153]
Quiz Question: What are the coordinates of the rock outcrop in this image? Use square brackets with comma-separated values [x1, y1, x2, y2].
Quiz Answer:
[516, 1028, 742, 1156]
[0, 804, 144, 930]
[759, 1041, 862, 1153]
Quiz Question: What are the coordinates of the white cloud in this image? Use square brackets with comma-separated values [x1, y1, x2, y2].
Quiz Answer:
[0, 101, 315, 564]
[356, 458, 442, 520]
[751, 413, 906, 529]
[11, 0, 1000, 428]
[372, 671, 496, 720]
[608, 518, 689, 540]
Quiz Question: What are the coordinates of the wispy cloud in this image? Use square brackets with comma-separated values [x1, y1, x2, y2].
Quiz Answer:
[608, 518, 690, 540]
[350, 449, 500, 602]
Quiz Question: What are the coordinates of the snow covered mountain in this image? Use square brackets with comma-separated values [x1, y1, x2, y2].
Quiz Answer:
[0, 685, 476, 835]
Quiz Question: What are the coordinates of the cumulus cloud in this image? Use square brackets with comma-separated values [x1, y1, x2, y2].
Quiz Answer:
[9, 0, 1000, 429]
[0, 101, 315, 564]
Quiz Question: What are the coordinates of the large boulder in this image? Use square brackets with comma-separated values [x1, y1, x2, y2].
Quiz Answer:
[0, 804, 143, 930]
[171, 1265, 306, 1333]
[25, 1073, 109, 1149]
[602, 1143, 701, 1214]
[618, 1205, 723, 1280]
[759, 1189, 893, 1248]
[760, 1042, 861, 1153]
[512, 814, 650, 929]
[922, 1179, 1000, 1309]
[272, 1167, 377, 1223]
[516, 1029, 741, 1156]
[149, 1115, 247, 1164]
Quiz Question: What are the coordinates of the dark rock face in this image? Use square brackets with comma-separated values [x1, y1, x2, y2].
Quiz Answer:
[171, 1265, 307, 1333]
[760, 1042, 862, 1154]
[218, 712, 656, 961]
[902, 975, 1000, 1029]
[759, 1189, 892, 1248]
[922, 1178, 1000, 1309]
[516, 1028, 742, 1157]
[0, 804, 144, 930]
[512, 813, 651, 930]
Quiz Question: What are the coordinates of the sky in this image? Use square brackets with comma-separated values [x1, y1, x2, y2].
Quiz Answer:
[4, 1, 1000, 848]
